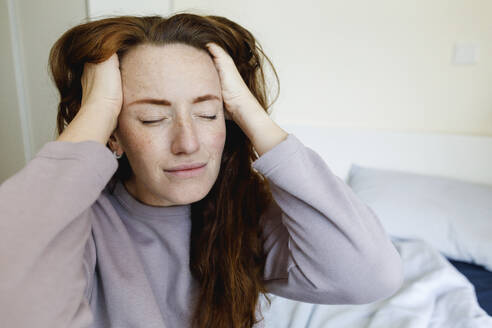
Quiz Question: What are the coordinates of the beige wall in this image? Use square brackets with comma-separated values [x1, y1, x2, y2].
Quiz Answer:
[1, 0, 491, 183]
[174, 1, 492, 136]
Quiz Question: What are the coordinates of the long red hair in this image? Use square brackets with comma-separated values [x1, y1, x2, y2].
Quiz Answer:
[48, 12, 281, 328]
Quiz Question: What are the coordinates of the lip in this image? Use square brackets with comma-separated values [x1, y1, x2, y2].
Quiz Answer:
[165, 163, 207, 171]
[164, 163, 207, 178]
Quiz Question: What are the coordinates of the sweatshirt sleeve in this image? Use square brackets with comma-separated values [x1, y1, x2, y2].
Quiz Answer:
[0, 140, 118, 327]
[253, 133, 404, 305]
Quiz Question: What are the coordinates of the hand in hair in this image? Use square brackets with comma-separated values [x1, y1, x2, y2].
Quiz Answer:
[80, 53, 123, 116]
[205, 42, 288, 156]
[56, 53, 123, 145]
[205, 42, 258, 121]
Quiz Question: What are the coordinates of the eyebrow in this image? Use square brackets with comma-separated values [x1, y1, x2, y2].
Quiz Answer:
[128, 94, 221, 107]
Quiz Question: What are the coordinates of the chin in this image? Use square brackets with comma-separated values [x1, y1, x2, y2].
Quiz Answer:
[169, 186, 210, 205]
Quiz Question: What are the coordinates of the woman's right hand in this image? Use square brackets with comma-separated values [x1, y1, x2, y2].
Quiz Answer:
[57, 53, 123, 145]
[80, 53, 123, 117]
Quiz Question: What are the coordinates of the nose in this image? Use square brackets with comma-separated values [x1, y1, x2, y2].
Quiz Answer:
[170, 116, 200, 155]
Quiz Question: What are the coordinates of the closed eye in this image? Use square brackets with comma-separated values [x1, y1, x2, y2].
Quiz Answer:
[141, 115, 217, 124]
[142, 119, 165, 124]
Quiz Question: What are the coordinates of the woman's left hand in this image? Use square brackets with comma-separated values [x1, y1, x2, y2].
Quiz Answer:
[205, 42, 260, 121]
[206, 42, 289, 156]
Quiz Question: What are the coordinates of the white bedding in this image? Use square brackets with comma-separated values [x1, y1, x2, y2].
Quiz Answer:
[259, 238, 492, 328]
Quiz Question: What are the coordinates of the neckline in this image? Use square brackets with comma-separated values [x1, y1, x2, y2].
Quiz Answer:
[110, 179, 191, 219]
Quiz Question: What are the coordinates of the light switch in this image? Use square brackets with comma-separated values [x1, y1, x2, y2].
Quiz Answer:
[453, 42, 479, 65]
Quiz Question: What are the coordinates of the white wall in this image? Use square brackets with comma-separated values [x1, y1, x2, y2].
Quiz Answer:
[87, 0, 171, 19]
[1, 0, 25, 183]
[1, 0, 87, 183]
[174, 0, 492, 136]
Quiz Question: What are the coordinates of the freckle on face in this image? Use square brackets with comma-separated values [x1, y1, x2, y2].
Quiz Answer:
[112, 43, 228, 206]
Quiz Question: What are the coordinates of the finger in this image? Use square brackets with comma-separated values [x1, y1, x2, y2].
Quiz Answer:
[205, 43, 218, 57]
[206, 43, 233, 65]
[205, 42, 219, 52]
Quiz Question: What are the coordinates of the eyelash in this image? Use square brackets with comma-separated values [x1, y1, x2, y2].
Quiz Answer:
[142, 115, 217, 124]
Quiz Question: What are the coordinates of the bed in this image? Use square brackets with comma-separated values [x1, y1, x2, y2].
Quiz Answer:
[258, 124, 492, 327]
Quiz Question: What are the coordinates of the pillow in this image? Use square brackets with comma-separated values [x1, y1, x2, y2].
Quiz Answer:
[347, 164, 492, 272]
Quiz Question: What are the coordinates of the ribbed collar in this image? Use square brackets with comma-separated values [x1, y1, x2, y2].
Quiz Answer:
[111, 179, 191, 219]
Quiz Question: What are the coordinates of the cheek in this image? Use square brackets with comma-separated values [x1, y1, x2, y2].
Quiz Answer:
[207, 129, 226, 154]
[118, 123, 142, 150]
[118, 123, 161, 162]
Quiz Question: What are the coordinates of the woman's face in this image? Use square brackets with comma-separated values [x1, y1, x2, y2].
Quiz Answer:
[112, 43, 227, 207]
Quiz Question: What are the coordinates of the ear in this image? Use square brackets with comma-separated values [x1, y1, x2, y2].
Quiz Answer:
[108, 131, 124, 156]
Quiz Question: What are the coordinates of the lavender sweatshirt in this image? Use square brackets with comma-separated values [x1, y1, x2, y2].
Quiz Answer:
[0, 133, 403, 328]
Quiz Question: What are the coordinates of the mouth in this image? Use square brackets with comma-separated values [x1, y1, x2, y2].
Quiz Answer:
[165, 162, 207, 171]
[163, 163, 207, 178]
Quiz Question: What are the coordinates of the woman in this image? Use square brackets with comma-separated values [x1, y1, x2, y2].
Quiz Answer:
[0, 13, 403, 328]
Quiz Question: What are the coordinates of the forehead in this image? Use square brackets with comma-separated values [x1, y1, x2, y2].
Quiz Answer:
[120, 43, 221, 100]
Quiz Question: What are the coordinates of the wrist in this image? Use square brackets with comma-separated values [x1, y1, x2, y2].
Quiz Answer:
[57, 107, 117, 145]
